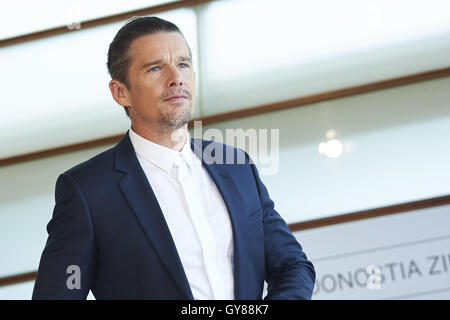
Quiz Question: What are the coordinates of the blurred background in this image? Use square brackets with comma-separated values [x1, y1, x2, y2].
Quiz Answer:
[1, 0, 450, 299]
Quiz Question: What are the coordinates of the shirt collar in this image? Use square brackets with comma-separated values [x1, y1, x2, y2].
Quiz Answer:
[128, 127, 194, 174]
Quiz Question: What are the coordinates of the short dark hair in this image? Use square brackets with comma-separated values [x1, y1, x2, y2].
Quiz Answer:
[107, 16, 191, 117]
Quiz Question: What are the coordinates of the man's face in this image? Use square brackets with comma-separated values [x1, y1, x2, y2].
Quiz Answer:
[123, 32, 195, 132]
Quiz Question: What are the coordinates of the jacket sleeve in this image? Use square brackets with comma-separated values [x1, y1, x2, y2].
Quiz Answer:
[32, 173, 96, 299]
[249, 161, 316, 300]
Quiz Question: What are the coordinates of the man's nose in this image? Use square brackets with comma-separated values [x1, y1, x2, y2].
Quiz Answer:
[166, 66, 183, 87]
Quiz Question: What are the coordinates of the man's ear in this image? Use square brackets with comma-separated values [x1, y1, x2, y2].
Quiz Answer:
[109, 79, 132, 109]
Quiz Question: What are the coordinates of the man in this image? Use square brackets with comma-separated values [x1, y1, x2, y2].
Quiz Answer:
[32, 16, 315, 300]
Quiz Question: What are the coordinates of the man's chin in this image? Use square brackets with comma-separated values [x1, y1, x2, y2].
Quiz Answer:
[160, 113, 191, 132]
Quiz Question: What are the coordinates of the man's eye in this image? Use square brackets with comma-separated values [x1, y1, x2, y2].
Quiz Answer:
[149, 66, 160, 72]
[179, 63, 190, 68]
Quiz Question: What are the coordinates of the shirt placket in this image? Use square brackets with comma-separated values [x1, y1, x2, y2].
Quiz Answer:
[173, 155, 226, 299]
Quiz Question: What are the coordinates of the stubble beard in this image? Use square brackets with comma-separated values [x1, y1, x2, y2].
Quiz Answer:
[158, 101, 192, 132]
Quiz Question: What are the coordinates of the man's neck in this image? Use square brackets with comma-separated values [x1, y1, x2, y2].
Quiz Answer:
[130, 124, 188, 152]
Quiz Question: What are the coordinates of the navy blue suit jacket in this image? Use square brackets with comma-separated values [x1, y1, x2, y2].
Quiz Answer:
[32, 132, 315, 299]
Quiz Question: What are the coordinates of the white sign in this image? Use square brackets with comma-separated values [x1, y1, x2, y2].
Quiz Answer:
[294, 203, 450, 299]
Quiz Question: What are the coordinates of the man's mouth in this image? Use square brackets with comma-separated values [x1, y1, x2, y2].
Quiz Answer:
[163, 94, 188, 102]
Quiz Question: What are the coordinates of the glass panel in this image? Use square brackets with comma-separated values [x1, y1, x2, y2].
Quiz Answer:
[199, 0, 450, 115]
[198, 77, 450, 223]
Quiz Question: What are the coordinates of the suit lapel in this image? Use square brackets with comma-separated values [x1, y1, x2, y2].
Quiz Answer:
[114, 133, 194, 300]
[191, 139, 249, 300]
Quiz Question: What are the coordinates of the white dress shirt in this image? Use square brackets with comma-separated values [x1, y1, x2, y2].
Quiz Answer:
[128, 128, 234, 300]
